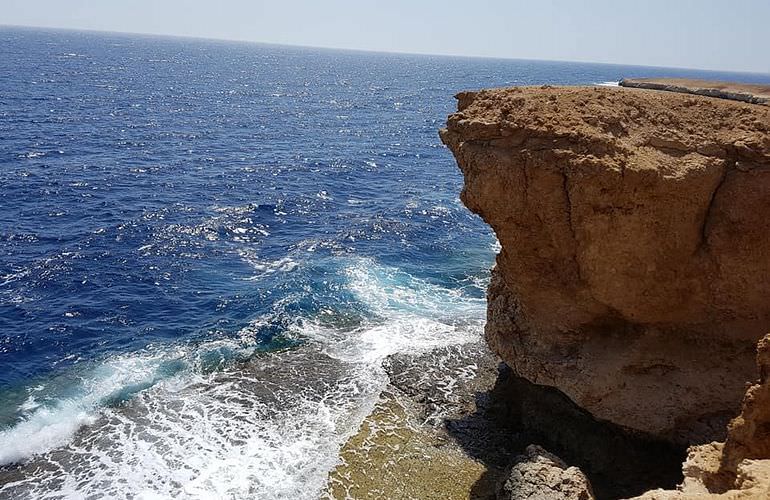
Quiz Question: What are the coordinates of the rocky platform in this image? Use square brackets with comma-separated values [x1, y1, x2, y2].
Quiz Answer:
[619, 78, 770, 105]
[325, 341, 684, 499]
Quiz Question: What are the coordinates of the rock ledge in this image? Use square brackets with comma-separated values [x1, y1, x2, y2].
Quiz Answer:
[619, 78, 770, 105]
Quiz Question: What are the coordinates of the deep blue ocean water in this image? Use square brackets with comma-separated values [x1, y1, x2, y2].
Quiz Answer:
[1, 27, 769, 499]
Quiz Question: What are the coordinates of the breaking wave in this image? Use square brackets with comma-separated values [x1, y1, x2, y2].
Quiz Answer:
[0, 256, 488, 499]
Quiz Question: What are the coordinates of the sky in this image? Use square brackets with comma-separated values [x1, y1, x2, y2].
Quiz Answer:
[2, 0, 769, 74]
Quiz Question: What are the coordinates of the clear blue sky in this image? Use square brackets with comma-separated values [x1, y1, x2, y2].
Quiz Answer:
[3, 0, 769, 74]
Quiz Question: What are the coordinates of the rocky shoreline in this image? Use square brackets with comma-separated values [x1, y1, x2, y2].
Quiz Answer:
[437, 84, 770, 498]
[325, 340, 685, 499]
[326, 83, 770, 499]
[324, 342, 513, 499]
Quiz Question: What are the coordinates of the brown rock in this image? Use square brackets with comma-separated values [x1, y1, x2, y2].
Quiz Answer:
[719, 334, 770, 478]
[440, 86, 770, 443]
[631, 334, 770, 499]
[498, 445, 595, 500]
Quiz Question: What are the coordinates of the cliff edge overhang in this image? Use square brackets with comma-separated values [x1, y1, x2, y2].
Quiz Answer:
[440, 85, 770, 444]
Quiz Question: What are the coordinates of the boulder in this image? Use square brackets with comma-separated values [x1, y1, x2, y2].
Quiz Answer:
[498, 445, 594, 500]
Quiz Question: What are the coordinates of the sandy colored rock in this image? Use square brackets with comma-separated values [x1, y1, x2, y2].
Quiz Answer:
[632, 334, 770, 499]
[498, 445, 595, 500]
[633, 454, 770, 499]
[721, 335, 770, 474]
[440, 86, 770, 443]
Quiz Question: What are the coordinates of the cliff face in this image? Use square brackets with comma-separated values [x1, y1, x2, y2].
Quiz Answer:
[440, 86, 770, 444]
[635, 334, 770, 498]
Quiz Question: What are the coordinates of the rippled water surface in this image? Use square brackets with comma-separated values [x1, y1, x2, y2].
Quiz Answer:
[2, 27, 769, 499]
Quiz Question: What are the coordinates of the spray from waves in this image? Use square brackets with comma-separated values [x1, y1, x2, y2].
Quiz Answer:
[1, 346, 381, 499]
[0, 255, 490, 499]
[0, 340, 257, 467]
[308, 259, 486, 364]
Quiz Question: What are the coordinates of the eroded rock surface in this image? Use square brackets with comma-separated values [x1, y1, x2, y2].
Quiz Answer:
[633, 334, 770, 499]
[324, 342, 517, 500]
[498, 445, 594, 500]
[440, 86, 770, 443]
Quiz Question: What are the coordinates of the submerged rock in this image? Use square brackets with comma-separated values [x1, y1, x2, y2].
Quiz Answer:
[440, 86, 770, 444]
[324, 342, 517, 500]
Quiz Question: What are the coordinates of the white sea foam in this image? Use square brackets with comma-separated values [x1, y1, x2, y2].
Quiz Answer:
[595, 80, 620, 87]
[0, 350, 377, 498]
[0, 403, 97, 466]
[0, 346, 192, 466]
[20, 151, 46, 159]
[0, 255, 488, 499]
[0, 268, 31, 287]
[237, 248, 299, 279]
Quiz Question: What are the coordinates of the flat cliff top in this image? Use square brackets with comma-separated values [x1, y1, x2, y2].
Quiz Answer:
[444, 86, 769, 172]
[620, 78, 770, 104]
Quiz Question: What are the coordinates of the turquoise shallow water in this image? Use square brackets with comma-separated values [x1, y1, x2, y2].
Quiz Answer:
[2, 27, 769, 499]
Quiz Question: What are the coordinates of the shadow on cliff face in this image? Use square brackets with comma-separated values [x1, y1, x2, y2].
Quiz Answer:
[444, 363, 686, 500]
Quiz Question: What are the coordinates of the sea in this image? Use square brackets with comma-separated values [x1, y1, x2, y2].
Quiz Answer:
[2, 26, 769, 499]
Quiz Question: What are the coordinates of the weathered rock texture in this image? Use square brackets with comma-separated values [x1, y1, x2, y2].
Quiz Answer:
[633, 334, 770, 499]
[325, 342, 684, 499]
[440, 86, 770, 444]
[620, 78, 770, 106]
[325, 343, 516, 500]
[498, 445, 595, 500]
[487, 365, 684, 498]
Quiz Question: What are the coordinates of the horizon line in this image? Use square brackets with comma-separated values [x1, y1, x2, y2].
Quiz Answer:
[3, 23, 769, 78]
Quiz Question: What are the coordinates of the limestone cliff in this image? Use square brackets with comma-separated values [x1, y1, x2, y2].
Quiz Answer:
[440, 86, 770, 444]
[634, 334, 770, 498]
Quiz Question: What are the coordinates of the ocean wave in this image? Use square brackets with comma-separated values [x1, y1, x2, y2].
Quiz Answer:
[343, 256, 485, 320]
[0, 347, 379, 499]
[0, 255, 489, 499]
[0, 342, 250, 467]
